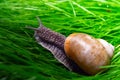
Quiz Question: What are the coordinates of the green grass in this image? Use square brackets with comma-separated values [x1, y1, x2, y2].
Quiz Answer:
[0, 0, 120, 80]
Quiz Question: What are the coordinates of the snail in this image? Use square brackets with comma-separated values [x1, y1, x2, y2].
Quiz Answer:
[27, 17, 114, 75]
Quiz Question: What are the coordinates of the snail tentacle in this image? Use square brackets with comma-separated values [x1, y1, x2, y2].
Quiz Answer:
[36, 16, 43, 27]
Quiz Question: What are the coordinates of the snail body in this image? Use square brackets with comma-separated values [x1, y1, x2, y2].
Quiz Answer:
[28, 17, 114, 75]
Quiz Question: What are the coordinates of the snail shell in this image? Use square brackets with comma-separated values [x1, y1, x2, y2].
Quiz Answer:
[28, 17, 114, 75]
[64, 33, 114, 75]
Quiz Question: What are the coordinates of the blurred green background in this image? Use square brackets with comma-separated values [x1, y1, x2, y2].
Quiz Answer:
[0, 0, 120, 80]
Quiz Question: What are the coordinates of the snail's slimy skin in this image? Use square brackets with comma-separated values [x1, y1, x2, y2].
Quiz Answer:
[33, 26, 82, 72]
[64, 33, 112, 75]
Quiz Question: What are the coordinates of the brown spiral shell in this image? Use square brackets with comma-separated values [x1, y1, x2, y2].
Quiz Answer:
[64, 33, 113, 75]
